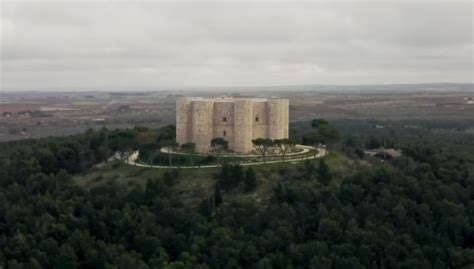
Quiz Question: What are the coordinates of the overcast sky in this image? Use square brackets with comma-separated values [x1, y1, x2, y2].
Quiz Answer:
[1, 1, 473, 91]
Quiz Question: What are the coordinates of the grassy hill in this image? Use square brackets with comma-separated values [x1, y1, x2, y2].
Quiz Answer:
[74, 151, 367, 208]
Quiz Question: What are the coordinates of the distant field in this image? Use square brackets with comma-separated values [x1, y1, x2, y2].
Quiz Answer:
[289, 92, 474, 121]
[0, 103, 42, 113]
[71, 101, 99, 106]
[1, 89, 473, 141]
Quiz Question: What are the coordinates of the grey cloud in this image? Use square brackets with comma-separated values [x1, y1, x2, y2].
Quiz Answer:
[1, 1, 472, 90]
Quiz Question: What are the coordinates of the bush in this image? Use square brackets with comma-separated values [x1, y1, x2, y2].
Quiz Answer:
[244, 168, 257, 192]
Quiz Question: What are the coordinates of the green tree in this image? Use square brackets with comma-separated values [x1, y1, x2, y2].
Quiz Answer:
[303, 133, 321, 158]
[366, 136, 381, 149]
[26, 257, 43, 269]
[214, 184, 223, 207]
[180, 142, 196, 167]
[274, 138, 295, 161]
[311, 119, 329, 129]
[318, 124, 340, 149]
[211, 137, 229, 166]
[55, 244, 79, 269]
[108, 130, 138, 161]
[217, 164, 244, 191]
[162, 171, 177, 186]
[244, 168, 257, 192]
[252, 138, 273, 164]
[309, 119, 340, 154]
[309, 256, 332, 269]
[8, 260, 24, 269]
[343, 136, 361, 149]
[118, 252, 149, 269]
[159, 140, 178, 167]
[303, 159, 317, 180]
[158, 124, 176, 141]
[318, 159, 331, 185]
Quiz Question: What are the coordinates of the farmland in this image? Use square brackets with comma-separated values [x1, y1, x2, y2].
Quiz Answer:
[1, 83, 473, 141]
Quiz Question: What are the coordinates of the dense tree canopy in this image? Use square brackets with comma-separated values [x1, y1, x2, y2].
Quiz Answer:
[0, 124, 473, 268]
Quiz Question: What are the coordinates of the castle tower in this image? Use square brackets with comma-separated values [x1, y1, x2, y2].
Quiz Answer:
[176, 98, 192, 143]
[190, 100, 214, 153]
[233, 99, 254, 153]
[267, 99, 289, 139]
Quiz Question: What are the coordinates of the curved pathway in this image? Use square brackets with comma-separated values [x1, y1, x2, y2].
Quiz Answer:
[160, 144, 314, 157]
[126, 145, 327, 169]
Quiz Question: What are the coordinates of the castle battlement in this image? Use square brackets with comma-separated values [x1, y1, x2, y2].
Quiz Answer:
[176, 97, 289, 153]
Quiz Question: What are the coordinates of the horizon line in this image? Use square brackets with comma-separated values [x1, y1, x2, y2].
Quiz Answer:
[1, 81, 473, 93]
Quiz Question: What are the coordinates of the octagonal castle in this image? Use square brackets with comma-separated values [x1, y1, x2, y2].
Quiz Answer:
[176, 97, 289, 154]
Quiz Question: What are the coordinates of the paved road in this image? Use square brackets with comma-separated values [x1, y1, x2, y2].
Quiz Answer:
[126, 145, 327, 169]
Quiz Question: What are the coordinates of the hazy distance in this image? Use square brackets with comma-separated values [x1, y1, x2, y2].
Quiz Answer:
[1, 1, 473, 91]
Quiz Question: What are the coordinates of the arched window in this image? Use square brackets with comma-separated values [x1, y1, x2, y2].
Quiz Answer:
[223, 130, 227, 136]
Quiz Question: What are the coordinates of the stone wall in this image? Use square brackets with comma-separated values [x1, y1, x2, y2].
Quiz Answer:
[212, 102, 235, 149]
[176, 97, 289, 154]
[251, 102, 268, 139]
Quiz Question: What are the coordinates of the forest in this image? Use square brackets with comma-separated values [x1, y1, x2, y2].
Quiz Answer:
[0, 121, 473, 269]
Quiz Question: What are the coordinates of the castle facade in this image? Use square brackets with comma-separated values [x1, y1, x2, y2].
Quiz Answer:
[176, 97, 289, 153]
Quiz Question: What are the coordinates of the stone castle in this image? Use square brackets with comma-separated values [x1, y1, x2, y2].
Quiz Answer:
[176, 97, 289, 153]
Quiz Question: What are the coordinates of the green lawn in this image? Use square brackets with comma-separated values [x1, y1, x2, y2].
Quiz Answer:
[138, 146, 318, 167]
